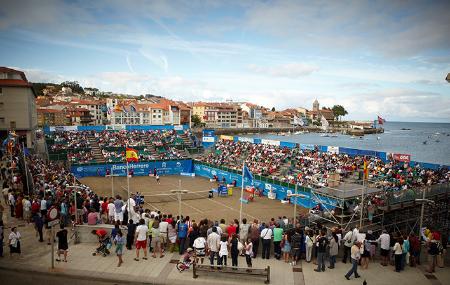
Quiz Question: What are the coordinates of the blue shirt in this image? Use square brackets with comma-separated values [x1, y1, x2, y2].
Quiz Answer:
[178, 223, 188, 238]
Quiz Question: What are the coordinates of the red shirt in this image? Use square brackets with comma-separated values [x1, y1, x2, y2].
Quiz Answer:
[101, 202, 108, 214]
[227, 224, 237, 237]
[96, 229, 107, 238]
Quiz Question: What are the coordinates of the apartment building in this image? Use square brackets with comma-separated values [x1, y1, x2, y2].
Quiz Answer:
[37, 108, 68, 127]
[203, 103, 243, 128]
[0, 67, 37, 147]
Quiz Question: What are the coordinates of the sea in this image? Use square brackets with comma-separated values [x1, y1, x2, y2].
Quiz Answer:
[243, 122, 450, 166]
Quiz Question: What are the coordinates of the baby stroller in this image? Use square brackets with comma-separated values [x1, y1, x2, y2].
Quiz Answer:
[93, 236, 112, 257]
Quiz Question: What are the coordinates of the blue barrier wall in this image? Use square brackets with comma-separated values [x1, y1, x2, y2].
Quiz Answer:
[193, 163, 323, 208]
[45, 124, 188, 134]
[71, 160, 193, 178]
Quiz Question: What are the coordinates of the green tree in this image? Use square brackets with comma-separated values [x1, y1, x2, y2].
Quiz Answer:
[191, 114, 202, 127]
[271, 107, 276, 111]
[332, 105, 348, 121]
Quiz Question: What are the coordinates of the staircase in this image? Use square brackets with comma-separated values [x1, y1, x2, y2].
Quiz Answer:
[141, 133, 158, 157]
[179, 133, 193, 147]
[87, 133, 106, 163]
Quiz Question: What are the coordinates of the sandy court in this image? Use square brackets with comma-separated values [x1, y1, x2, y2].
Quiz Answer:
[79, 175, 308, 223]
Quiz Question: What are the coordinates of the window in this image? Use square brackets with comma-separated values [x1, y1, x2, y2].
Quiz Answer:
[0, 102, 3, 110]
[0, 117, 4, 124]
[158, 115, 161, 118]
[0, 87, 2, 95]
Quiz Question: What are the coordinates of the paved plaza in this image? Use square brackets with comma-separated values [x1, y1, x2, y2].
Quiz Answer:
[0, 210, 448, 285]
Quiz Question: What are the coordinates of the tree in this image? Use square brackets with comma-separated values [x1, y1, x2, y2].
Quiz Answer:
[191, 114, 202, 127]
[271, 107, 276, 112]
[332, 105, 348, 121]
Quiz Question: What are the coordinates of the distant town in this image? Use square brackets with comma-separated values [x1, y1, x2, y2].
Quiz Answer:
[1, 67, 379, 147]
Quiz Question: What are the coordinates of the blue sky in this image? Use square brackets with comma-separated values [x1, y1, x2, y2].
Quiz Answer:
[1, 0, 449, 122]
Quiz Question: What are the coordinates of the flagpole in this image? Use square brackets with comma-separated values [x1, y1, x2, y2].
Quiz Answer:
[359, 166, 365, 228]
[239, 161, 245, 223]
[126, 146, 130, 216]
[22, 142, 29, 195]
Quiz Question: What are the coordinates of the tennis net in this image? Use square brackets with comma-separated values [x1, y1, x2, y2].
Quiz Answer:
[144, 190, 212, 203]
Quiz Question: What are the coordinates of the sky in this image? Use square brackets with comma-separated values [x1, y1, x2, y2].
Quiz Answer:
[0, 0, 449, 122]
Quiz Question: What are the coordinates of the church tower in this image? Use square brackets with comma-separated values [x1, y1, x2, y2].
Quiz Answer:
[313, 99, 319, 112]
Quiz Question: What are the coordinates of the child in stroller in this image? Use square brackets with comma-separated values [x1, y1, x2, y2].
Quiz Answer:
[91, 229, 112, 257]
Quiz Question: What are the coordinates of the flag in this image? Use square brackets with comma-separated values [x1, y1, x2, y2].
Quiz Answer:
[126, 147, 139, 162]
[107, 107, 112, 115]
[377, 115, 385, 125]
[363, 160, 369, 180]
[122, 106, 128, 113]
[243, 164, 253, 183]
[130, 105, 137, 113]
[114, 105, 122, 112]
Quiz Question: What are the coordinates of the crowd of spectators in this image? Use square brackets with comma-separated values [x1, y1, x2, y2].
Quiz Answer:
[46, 130, 193, 163]
[199, 140, 450, 192]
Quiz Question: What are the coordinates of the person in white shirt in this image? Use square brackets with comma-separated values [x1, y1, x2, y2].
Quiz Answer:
[260, 224, 273, 259]
[345, 241, 361, 280]
[193, 235, 207, 264]
[218, 236, 228, 266]
[107, 201, 115, 224]
[8, 191, 15, 217]
[134, 219, 148, 261]
[342, 229, 356, 263]
[8, 227, 21, 256]
[23, 198, 31, 223]
[158, 218, 169, 251]
[376, 230, 391, 266]
[393, 238, 403, 272]
[207, 227, 220, 266]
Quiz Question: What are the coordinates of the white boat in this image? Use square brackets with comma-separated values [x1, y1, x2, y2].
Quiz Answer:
[330, 134, 338, 137]
[295, 131, 304, 135]
[320, 134, 329, 137]
[350, 135, 356, 139]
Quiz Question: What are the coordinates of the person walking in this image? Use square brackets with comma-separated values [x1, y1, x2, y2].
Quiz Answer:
[207, 227, 220, 267]
[393, 238, 403, 272]
[56, 224, 68, 262]
[8, 227, 21, 257]
[314, 230, 328, 272]
[305, 230, 313, 262]
[342, 229, 354, 263]
[345, 241, 361, 280]
[126, 219, 136, 250]
[134, 218, 148, 261]
[33, 213, 44, 242]
[328, 232, 339, 269]
[260, 224, 273, 259]
[114, 230, 125, 267]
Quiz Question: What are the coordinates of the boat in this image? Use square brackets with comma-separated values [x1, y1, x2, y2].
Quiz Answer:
[320, 134, 329, 137]
[423, 141, 427, 145]
[330, 134, 338, 137]
[350, 135, 356, 139]
[294, 131, 304, 135]
[377, 137, 381, 140]
[435, 132, 441, 135]
[401, 128, 411, 130]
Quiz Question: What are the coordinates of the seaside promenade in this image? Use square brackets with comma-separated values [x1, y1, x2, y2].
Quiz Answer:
[0, 207, 449, 285]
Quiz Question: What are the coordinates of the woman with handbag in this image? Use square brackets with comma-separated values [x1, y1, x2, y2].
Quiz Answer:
[8, 227, 21, 257]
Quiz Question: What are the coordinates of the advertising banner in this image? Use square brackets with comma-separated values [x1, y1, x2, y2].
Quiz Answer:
[237, 137, 254, 143]
[392, 153, 411, 162]
[71, 160, 193, 178]
[327, 146, 339, 154]
[261, 139, 280, 146]
[300, 144, 315, 150]
[219, 135, 234, 141]
[202, 129, 216, 147]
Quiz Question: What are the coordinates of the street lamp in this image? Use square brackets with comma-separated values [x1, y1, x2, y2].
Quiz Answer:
[67, 185, 85, 224]
[416, 188, 435, 239]
[287, 184, 307, 225]
[171, 188, 188, 219]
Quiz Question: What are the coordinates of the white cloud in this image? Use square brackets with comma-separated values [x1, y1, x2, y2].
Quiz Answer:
[248, 63, 319, 78]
